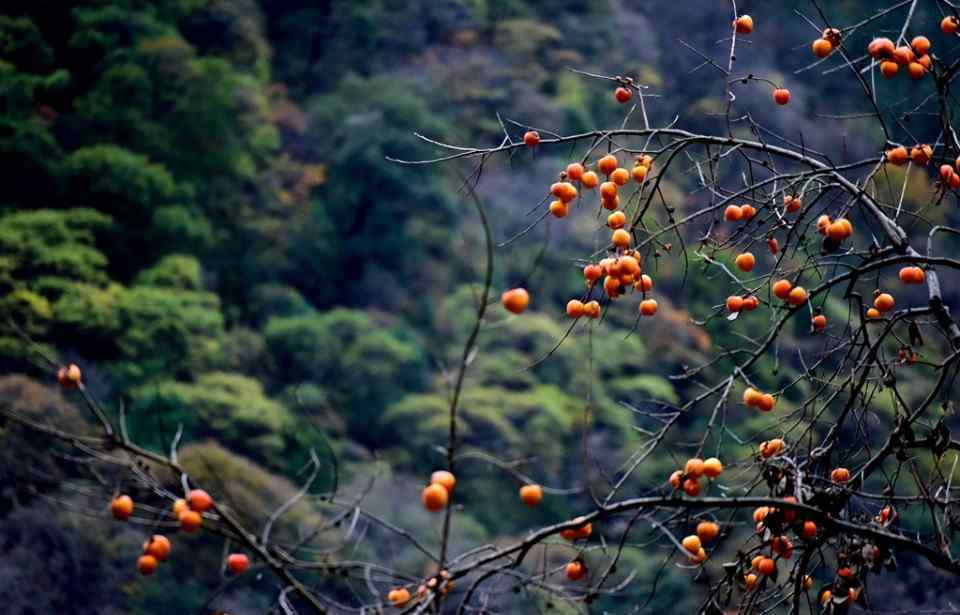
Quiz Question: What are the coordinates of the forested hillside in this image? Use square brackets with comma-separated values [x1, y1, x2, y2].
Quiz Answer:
[3, 1, 960, 613]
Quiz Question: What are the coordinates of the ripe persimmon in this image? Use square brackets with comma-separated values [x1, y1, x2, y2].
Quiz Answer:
[801, 520, 818, 540]
[866, 307, 881, 319]
[734, 15, 754, 35]
[581, 170, 599, 189]
[638, 274, 653, 292]
[523, 130, 540, 147]
[57, 364, 82, 389]
[788, 286, 808, 306]
[772, 279, 792, 299]
[812, 314, 827, 331]
[735, 252, 756, 272]
[566, 300, 585, 318]
[669, 470, 683, 489]
[726, 295, 744, 312]
[387, 588, 411, 607]
[607, 211, 626, 229]
[565, 162, 584, 181]
[143, 535, 171, 561]
[908, 62, 926, 79]
[831, 467, 851, 483]
[784, 194, 801, 213]
[757, 557, 776, 576]
[685, 458, 705, 478]
[583, 264, 602, 283]
[615, 86, 632, 103]
[610, 168, 630, 186]
[742, 296, 759, 311]
[179, 510, 202, 532]
[745, 573, 758, 589]
[112, 495, 134, 520]
[772, 88, 791, 105]
[137, 554, 158, 576]
[912, 35, 931, 56]
[760, 438, 784, 458]
[880, 60, 899, 78]
[899, 266, 924, 284]
[886, 146, 909, 165]
[612, 229, 631, 248]
[893, 46, 914, 65]
[911, 144, 933, 165]
[227, 553, 249, 575]
[501, 288, 530, 314]
[724, 205, 743, 221]
[756, 393, 775, 412]
[874, 292, 895, 312]
[742, 387, 763, 407]
[639, 298, 658, 316]
[682, 478, 701, 496]
[583, 300, 601, 319]
[549, 200, 568, 218]
[697, 521, 720, 541]
[811, 38, 832, 57]
[431, 470, 456, 493]
[519, 484, 543, 507]
[597, 154, 618, 176]
[703, 457, 723, 478]
[768, 237, 779, 254]
[421, 483, 449, 512]
[868, 37, 895, 59]
[632, 164, 648, 182]
[681, 535, 701, 554]
[188, 489, 213, 512]
[943, 16, 959, 35]
[565, 561, 586, 581]
[741, 204, 757, 220]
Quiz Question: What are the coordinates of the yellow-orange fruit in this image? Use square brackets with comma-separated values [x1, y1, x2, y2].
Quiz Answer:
[734, 15, 754, 35]
[111, 495, 134, 520]
[866, 307, 881, 319]
[566, 299, 585, 318]
[179, 510, 203, 532]
[912, 35, 931, 56]
[772, 88, 791, 105]
[681, 534, 702, 554]
[632, 164, 648, 182]
[756, 393, 775, 412]
[683, 478, 701, 496]
[549, 200, 568, 218]
[421, 483, 449, 512]
[697, 521, 720, 541]
[726, 296, 744, 312]
[880, 60, 899, 78]
[639, 299, 658, 316]
[899, 266, 925, 284]
[886, 146, 909, 165]
[874, 292, 895, 312]
[868, 37, 895, 59]
[784, 194, 801, 213]
[388, 588, 411, 607]
[581, 170, 599, 189]
[831, 467, 851, 483]
[703, 457, 723, 478]
[137, 554, 158, 576]
[943, 16, 959, 35]
[565, 162, 584, 181]
[812, 38, 833, 57]
[788, 286, 808, 306]
[724, 205, 743, 221]
[911, 144, 933, 165]
[735, 252, 756, 272]
[565, 560, 586, 580]
[597, 154, 618, 176]
[431, 470, 456, 493]
[523, 131, 540, 147]
[501, 288, 530, 314]
[812, 314, 827, 331]
[610, 167, 630, 186]
[519, 484, 543, 507]
[143, 535, 171, 561]
[607, 211, 626, 229]
[685, 458, 705, 478]
[772, 279, 792, 299]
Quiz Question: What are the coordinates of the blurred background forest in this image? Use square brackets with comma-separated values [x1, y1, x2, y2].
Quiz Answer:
[2, 1, 960, 613]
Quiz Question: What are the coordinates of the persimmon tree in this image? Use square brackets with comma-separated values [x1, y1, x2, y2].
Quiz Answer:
[7, 2, 960, 614]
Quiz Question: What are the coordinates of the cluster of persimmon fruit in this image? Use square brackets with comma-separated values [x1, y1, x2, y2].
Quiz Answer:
[867, 34, 933, 80]
[109, 488, 248, 576]
[667, 456, 724, 500]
